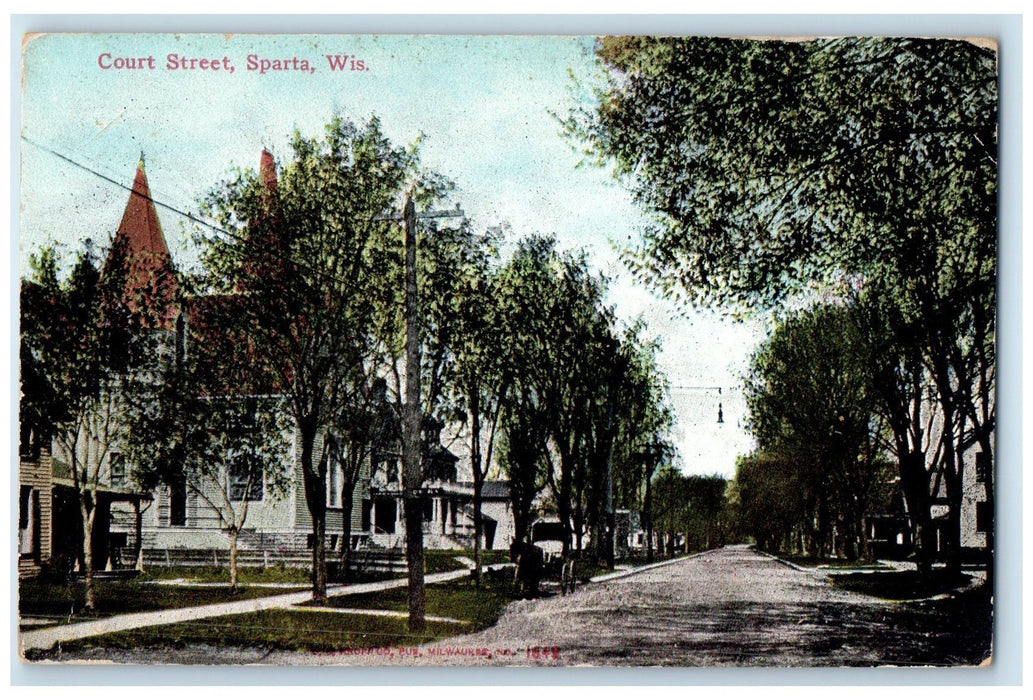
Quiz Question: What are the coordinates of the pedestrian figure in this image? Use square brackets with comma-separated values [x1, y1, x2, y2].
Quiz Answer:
[514, 540, 545, 598]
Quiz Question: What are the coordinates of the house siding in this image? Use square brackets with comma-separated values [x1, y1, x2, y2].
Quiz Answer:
[19, 448, 54, 576]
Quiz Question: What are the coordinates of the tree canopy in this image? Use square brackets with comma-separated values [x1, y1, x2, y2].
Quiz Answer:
[197, 116, 425, 602]
[567, 36, 996, 312]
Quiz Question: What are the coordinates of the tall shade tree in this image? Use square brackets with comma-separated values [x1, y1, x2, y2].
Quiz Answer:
[493, 237, 561, 549]
[493, 235, 626, 558]
[609, 322, 675, 563]
[568, 36, 996, 572]
[20, 243, 165, 610]
[444, 230, 508, 582]
[124, 288, 293, 591]
[734, 451, 809, 553]
[745, 303, 889, 560]
[197, 117, 418, 603]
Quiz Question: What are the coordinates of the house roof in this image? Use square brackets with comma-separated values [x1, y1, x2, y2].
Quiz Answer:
[260, 149, 277, 193]
[457, 480, 510, 500]
[102, 160, 179, 329]
[115, 161, 172, 266]
[50, 457, 152, 501]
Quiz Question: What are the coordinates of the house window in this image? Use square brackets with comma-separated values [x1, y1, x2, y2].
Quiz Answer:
[170, 478, 187, 526]
[976, 501, 993, 533]
[110, 453, 126, 488]
[19, 486, 38, 556]
[328, 462, 340, 507]
[975, 452, 991, 483]
[229, 466, 263, 502]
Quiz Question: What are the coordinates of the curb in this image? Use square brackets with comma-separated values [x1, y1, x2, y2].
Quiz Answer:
[759, 550, 813, 572]
[588, 549, 717, 584]
[757, 549, 988, 604]
[758, 549, 900, 575]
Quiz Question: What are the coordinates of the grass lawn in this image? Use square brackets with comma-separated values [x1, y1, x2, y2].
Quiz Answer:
[145, 563, 400, 585]
[424, 549, 510, 574]
[143, 562, 436, 585]
[18, 578, 303, 628]
[20, 549, 528, 655]
[141, 565, 311, 584]
[314, 573, 518, 629]
[30, 608, 469, 657]
[829, 569, 974, 600]
[31, 574, 517, 657]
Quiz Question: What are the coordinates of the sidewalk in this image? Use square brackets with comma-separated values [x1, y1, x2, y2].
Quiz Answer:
[19, 567, 472, 654]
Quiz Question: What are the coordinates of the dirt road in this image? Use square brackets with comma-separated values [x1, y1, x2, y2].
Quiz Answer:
[276, 544, 989, 667]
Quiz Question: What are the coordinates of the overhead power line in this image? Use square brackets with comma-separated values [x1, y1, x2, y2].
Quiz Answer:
[20, 136, 466, 298]
[22, 135, 236, 240]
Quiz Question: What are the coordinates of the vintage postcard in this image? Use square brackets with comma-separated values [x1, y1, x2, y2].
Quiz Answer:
[17, 30, 997, 668]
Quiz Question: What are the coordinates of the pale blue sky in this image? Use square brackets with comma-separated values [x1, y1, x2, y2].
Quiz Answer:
[19, 32, 764, 476]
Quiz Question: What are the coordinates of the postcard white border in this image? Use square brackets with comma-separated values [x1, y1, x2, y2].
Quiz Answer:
[6, 12, 1023, 688]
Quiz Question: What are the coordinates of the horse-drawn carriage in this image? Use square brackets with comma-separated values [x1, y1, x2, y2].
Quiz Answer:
[513, 520, 577, 596]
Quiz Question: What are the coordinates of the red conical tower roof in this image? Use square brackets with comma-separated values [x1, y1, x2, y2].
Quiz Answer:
[114, 158, 173, 266]
[260, 148, 277, 194]
[103, 158, 179, 329]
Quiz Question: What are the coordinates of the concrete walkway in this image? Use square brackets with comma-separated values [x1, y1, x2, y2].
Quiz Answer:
[20, 568, 472, 653]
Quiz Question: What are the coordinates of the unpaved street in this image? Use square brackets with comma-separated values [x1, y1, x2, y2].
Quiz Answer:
[279, 544, 989, 668]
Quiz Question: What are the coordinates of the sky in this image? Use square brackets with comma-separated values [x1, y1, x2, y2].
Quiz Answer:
[18, 32, 766, 477]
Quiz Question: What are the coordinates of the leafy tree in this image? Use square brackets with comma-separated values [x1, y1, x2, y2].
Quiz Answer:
[493, 237, 560, 548]
[198, 117, 417, 603]
[568, 36, 996, 572]
[492, 235, 626, 559]
[444, 231, 509, 582]
[609, 323, 675, 562]
[682, 474, 728, 552]
[20, 242, 164, 609]
[734, 451, 809, 553]
[650, 466, 689, 556]
[648, 468, 728, 555]
[496, 385, 552, 550]
[124, 289, 293, 591]
[745, 303, 889, 560]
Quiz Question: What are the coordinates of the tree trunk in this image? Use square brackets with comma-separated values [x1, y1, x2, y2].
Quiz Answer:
[134, 500, 144, 571]
[301, 428, 328, 603]
[936, 379, 963, 575]
[512, 487, 532, 549]
[228, 527, 239, 591]
[901, 450, 933, 575]
[469, 395, 483, 584]
[557, 448, 573, 558]
[339, 479, 356, 572]
[644, 476, 653, 564]
[80, 494, 96, 611]
[310, 507, 327, 603]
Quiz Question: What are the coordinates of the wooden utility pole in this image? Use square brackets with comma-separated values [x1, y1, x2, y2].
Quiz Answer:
[401, 196, 426, 633]
[398, 196, 465, 634]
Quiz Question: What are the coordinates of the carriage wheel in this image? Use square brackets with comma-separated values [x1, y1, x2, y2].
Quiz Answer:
[560, 560, 575, 595]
